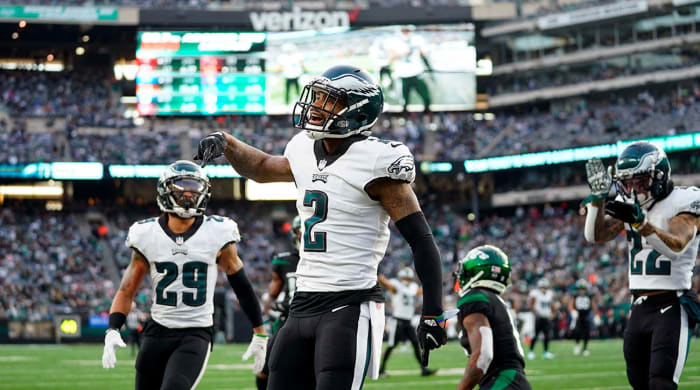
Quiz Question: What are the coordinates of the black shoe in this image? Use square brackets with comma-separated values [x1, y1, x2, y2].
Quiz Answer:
[421, 368, 437, 376]
[379, 371, 388, 379]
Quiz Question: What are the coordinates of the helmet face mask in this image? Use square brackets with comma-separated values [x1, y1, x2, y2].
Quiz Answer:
[614, 141, 672, 209]
[157, 161, 211, 219]
[293, 65, 383, 140]
[455, 245, 511, 296]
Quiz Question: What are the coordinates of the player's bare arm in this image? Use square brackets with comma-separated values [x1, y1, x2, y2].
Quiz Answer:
[218, 243, 266, 335]
[221, 133, 294, 183]
[367, 178, 421, 220]
[109, 250, 149, 316]
[590, 199, 625, 243]
[638, 212, 699, 252]
[378, 273, 397, 293]
[457, 313, 492, 390]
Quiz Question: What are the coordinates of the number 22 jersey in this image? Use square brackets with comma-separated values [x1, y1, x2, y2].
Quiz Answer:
[624, 186, 700, 291]
[283, 132, 416, 293]
[125, 214, 240, 328]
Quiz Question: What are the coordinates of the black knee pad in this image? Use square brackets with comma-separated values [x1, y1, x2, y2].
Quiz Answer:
[649, 376, 677, 390]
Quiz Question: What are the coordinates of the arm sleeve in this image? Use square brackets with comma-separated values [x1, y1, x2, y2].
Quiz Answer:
[227, 268, 263, 328]
[395, 211, 443, 316]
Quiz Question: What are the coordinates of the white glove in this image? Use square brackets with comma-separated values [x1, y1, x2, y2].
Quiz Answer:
[585, 158, 612, 201]
[102, 329, 126, 369]
[242, 333, 268, 374]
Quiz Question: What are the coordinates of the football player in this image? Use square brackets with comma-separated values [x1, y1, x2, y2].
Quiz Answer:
[377, 267, 436, 377]
[527, 279, 555, 360]
[257, 216, 301, 390]
[570, 279, 595, 357]
[454, 245, 531, 390]
[101, 160, 268, 389]
[195, 64, 447, 390]
[583, 141, 700, 390]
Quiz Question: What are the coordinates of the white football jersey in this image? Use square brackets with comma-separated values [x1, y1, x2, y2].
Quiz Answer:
[284, 133, 416, 292]
[529, 288, 554, 319]
[389, 279, 419, 320]
[625, 187, 700, 290]
[125, 215, 240, 328]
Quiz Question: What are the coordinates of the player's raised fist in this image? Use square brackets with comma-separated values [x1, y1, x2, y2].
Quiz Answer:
[194, 132, 227, 167]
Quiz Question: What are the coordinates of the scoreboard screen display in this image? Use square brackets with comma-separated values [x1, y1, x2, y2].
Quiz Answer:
[136, 25, 475, 116]
[136, 32, 267, 115]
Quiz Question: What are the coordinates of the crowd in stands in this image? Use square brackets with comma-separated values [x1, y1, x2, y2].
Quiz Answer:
[0, 70, 129, 128]
[488, 53, 700, 96]
[3, 87, 697, 165]
[0, 207, 113, 321]
[0, 200, 644, 342]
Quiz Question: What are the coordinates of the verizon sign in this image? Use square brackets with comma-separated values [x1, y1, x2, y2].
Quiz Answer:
[250, 7, 351, 31]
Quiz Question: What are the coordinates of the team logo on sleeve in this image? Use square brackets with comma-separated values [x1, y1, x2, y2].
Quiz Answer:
[691, 200, 700, 213]
[387, 155, 415, 181]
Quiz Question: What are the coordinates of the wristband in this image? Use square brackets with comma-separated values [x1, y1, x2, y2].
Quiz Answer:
[108, 312, 126, 330]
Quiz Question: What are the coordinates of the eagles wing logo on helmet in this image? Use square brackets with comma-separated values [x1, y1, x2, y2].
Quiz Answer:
[614, 141, 672, 209]
[157, 160, 211, 219]
[293, 64, 383, 140]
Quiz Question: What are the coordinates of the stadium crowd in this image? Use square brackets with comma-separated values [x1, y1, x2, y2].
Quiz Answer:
[0, 92, 697, 164]
[0, 201, 636, 341]
[489, 54, 700, 96]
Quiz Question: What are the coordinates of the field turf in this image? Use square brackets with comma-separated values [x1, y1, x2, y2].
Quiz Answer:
[1, 338, 699, 389]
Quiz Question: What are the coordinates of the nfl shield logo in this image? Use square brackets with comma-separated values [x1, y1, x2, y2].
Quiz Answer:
[176, 236, 184, 245]
[318, 159, 327, 170]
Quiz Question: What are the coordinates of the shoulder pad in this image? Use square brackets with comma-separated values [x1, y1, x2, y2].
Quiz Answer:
[670, 187, 700, 216]
[126, 218, 156, 252]
[371, 141, 415, 183]
[205, 215, 241, 243]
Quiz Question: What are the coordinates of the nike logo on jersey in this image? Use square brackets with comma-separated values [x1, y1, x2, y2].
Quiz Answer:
[331, 305, 349, 312]
[660, 305, 673, 314]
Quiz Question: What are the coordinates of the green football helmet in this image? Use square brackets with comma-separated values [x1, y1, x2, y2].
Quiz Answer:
[614, 141, 672, 209]
[292, 64, 383, 140]
[455, 245, 511, 296]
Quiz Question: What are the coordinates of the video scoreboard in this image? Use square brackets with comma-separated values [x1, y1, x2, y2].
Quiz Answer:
[136, 32, 267, 115]
[136, 25, 476, 116]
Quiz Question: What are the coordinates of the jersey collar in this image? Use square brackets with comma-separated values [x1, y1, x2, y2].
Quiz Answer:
[158, 214, 204, 244]
[313, 134, 367, 171]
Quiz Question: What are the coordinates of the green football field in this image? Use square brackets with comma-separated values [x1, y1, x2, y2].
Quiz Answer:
[1, 339, 699, 389]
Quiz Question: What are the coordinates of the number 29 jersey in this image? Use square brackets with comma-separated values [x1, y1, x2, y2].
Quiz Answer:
[625, 186, 700, 291]
[125, 215, 240, 328]
[284, 133, 416, 293]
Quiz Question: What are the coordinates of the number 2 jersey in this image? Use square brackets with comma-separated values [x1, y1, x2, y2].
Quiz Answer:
[125, 214, 240, 328]
[458, 288, 526, 384]
[283, 132, 416, 294]
[624, 186, 700, 291]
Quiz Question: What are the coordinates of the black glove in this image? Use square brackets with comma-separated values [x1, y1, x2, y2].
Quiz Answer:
[416, 314, 447, 366]
[604, 200, 646, 228]
[194, 132, 226, 167]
